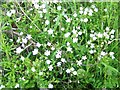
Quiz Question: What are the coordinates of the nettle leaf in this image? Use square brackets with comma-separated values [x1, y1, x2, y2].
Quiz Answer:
[25, 80, 35, 88]
[2, 4, 8, 8]
[79, 45, 88, 53]
[104, 80, 114, 88]
[94, 80, 103, 88]
[37, 78, 48, 88]
[19, 80, 29, 88]
[101, 62, 118, 73]
[77, 69, 86, 77]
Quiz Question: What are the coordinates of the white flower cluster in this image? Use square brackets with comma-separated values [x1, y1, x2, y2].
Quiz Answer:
[15, 32, 42, 56]
[4, 1, 117, 88]
[66, 67, 77, 75]
[64, 26, 83, 45]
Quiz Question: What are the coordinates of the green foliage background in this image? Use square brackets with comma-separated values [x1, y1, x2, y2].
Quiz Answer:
[0, 1, 120, 89]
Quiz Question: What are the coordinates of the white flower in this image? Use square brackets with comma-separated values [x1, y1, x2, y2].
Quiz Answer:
[47, 42, 51, 46]
[67, 46, 72, 52]
[41, 4, 46, 8]
[90, 44, 94, 48]
[109, 52, 114, 56]
[21, 43, 25, 48]
[45, 20, 50, 25]
[14, 64, 17, 68]
[80, 18, 83, 22]
[10, 39, 13, 42]
[51, 46, 55, 50]
[30, 26, 32, 28]
[44, 50, 50, 56]
[91, 4, 96, 8]
[32, 48, 38, 55]
[48, 83, 53, 88]
[103, 32, 107, 36]
[105, 27, 110, 31]
[67, 42, 70, 46]
[110, 35, 114, 39]
[21, 77, 25, 81]
[73, 38, 78, 43]
[39, 71, 43, 75]
[73, 13, 77, 17]
[79, 10, 83, 14]
[57, 6, 61, 10]
[34, 3, 39, 9]
[94, 50, 96, 53]
[48, 65, 53, 71]
[97, 33, 103, 38]
[53, 17, 58, 22]
[77, 60, 82, 66]
[64, 32, 71, 38]
[93, 36, 97, 40]
[36, 42, 41, 47]
[20, 56, 25, 61]
[6, 11, 12, 17]
[0, 85, 5, 89]
[111, 56, 115, 59]
[70, 67, 74, 71]
[87, 41, 91, 44]
[46, 60, 51, 65]
[73, 71, 77, 75]
[16, 47, 23, 54]
[31, 67, 36, 72]
[77, 26, 80, 29]
[61, 27, 65, 31]
[61, 58, 66, 63]
[80, 7, 83, 10]
[11, 9, 15, 14]
[101, 51, 106, 56]
[15, 84, 19, 88]
[72, 29, 77, 34]
[85, 7, 89, 12]
[84, 18, 88, 23]
[40, 13, 43, 18]
[32, 0, 39, 4]
[69, 80, 72, 83]
[64, 9, 67, 12]
[108, 41, 112, 44]
[63, 14, 68, 18]
[78, 31, 82, 35]
[94, 8, 98, 12]
[110, 29, 115, 34]
[90, 33, 94, 37]
[88, 12, 92, 16]
[89, 0, 93, 2]
[66, 69, 71, 73]
[22, 38, 27, 44]
[16, 37, 21, 43]
[66, 18, 71, 22]
[20, 32, 23, 36]
[82, 56, 87, 60]
[84, 11, 87, 15]
[104, 8, 107, 12]
[56, 53, 62, 59]
[89, 50, 94, 54]
[48, 28, 53, 35]
[89, 9, 93, 13]
[26, 34, 32, 39]
[57, 62, 61, 67]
